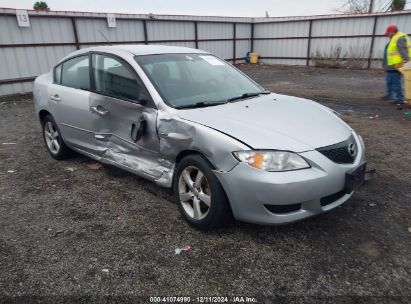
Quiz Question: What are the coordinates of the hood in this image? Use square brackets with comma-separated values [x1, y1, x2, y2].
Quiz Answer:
[177, 94, 352, 152]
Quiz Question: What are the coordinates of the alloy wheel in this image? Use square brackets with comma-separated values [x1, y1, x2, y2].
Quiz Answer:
[178, 166, 211, 220]
[44, 121, 61, 154]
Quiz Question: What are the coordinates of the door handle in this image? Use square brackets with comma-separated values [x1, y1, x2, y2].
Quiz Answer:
[90, 105, 109, 116]
[50, 94, 61, 102]
[94, 134, 110, 141]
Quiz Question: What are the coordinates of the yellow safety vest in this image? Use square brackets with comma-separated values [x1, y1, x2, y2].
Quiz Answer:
[387, 32, 411, 65]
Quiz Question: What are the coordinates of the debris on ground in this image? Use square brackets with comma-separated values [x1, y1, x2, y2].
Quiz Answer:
[39, 176, 50, 184]
[369, 114, 379, 119]
[65, 167, 76, 172]
[175, 245, 191, 255]
[47, 228, 63, 238]
[102, 269, 109, 273]
[357, 241, 380, 258]
[404, 111, 411, 117]
[369, 203, 376, 207]
[408, 227, 411, 233]
[2, 142, 16, 145]
[87, 163, 103, 170]
[7, 170, 15, 173]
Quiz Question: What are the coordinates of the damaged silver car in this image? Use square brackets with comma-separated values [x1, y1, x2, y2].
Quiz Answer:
[34, 45, 367, 229]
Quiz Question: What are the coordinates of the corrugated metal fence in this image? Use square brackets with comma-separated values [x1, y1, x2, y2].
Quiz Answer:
[0, 9, 252, 95]
[1, 8, 411, 96]
[254, 11, 411, 68]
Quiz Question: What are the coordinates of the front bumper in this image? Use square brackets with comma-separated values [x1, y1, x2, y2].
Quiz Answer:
[214, 133, 365, 225]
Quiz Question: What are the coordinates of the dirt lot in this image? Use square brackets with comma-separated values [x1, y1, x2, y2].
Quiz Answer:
[0, 65, 410, 303]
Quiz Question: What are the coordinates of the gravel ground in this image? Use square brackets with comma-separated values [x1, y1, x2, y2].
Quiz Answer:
[0, 65, 410, 303]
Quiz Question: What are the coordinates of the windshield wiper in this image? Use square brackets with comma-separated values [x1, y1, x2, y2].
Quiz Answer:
[228, 90, 271, 102]
[175, 100, 228, 109]
[174, 91, 271, 109]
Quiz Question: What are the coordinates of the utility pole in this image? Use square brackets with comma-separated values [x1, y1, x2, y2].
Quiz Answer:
[368, 0, 374, 13]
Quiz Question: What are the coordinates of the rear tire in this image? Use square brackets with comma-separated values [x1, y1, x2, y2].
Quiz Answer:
[41, 115, 71, 160]
[173, 154, 232, 230]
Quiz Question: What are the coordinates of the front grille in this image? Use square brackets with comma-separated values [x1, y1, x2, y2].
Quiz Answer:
[317, 135, 357, 164]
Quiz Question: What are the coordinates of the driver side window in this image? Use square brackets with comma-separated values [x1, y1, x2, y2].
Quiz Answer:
[92, 54, 141, 101]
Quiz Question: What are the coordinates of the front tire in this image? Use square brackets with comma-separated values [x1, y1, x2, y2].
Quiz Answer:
[41, 115, 71, 160]
[173, 154, 231, 230]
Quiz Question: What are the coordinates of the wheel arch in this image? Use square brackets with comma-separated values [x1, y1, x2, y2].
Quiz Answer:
[39, 109, 52, 122]
[175, 150, 217, 170]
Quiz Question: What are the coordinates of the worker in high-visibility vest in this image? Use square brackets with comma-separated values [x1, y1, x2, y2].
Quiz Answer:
[382, 25, 411, 106]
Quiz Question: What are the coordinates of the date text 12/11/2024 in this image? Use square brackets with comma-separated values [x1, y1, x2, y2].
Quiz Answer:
[149, 296, 257, 303]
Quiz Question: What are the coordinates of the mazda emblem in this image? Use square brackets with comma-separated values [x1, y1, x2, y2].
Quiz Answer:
[347, 143, 357, 158]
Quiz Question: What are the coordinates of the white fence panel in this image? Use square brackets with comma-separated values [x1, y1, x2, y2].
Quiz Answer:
[236, 40, 251, 58]
[198, 22, 233, 39]
[198, 41, 233, 60]
[147, 21, 194, 41]
[0, 82, 33, 95]
[236, 23, 252, 39]
[376, 14, 411, 34]
[0, 45, 76, 79]
[254, 21, 309, 38]
[0, 16, 74, 44]
[310, 37, 372, 58]
[254, 39, 308, 58]
[312, 17, 374, 36]
[76, 19, 145, 43]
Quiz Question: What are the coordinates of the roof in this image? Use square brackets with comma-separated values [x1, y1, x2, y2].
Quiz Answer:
[83, 45, 209, 56]
[58, 45, 209, 63]
[117, 45, 208, 55]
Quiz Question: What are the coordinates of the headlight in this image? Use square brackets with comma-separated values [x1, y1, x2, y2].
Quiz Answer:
[233, 150, 310, 172]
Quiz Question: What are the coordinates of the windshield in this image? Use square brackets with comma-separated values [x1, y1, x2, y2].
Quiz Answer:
[135, 54, 264, 108]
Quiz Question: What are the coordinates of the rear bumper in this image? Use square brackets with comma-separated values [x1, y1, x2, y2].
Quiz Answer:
[214, 133, 365, 225]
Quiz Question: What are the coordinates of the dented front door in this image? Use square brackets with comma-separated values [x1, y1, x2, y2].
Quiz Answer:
[89, 93, 163, 179]
[88, 52, 163, 179]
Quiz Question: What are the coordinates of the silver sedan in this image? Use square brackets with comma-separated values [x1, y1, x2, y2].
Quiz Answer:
[33, 45, 366, 229]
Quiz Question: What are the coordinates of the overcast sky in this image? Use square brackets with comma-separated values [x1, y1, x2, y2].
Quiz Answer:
[3, 0, 408, 17]
[2, 0, 411, 17]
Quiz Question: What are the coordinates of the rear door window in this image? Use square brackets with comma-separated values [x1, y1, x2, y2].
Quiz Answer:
[61, 55, 90, 90]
